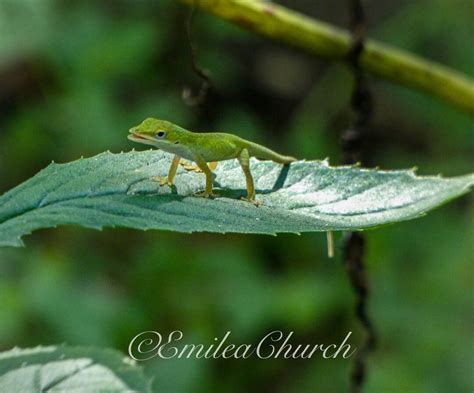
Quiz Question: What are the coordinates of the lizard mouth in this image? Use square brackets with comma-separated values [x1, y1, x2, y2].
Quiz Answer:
[128, 134, 147, 140]
[128, 129, 154, 142]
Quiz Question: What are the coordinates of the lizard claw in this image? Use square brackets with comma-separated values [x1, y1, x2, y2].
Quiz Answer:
[180, 162, 203, 172]
[240, 197, 263, 206]
[181, 161, 218, 172]
[152, 176, 172, 187]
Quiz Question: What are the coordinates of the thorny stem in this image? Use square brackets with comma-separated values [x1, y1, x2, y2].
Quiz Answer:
[342, 1, 377, 392]
[342, 232, 376, 392]
[178, 0, 474, 114]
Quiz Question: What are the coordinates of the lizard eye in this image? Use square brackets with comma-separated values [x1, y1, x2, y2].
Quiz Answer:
[156, 131, 166, 139]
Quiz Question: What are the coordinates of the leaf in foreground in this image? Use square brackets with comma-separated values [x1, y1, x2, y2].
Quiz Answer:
[0, 151, 472, 247]
[0, 346, 151, 392]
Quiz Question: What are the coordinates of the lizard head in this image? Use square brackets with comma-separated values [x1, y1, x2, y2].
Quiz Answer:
[128, 118, 186, 149]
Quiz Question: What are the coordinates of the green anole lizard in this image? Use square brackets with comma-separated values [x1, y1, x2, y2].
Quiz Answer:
[128, 118, 296, 203]
[128, 118, 334, 257]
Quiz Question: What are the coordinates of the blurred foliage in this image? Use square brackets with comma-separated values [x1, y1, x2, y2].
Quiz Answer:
[0, 345, 152, 391]
[0, 0, 472, 392]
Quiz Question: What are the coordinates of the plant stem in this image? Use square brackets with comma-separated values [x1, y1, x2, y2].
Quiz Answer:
[178, 0, 474, 114]
[341, 0, 377, 390]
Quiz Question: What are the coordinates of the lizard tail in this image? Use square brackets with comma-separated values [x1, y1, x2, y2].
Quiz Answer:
[246, 141, 297, 164]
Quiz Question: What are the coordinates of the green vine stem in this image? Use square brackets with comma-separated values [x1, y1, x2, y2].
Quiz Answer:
[179, 0, 474, 114]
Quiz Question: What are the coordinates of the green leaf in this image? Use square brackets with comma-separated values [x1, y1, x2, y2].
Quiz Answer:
[0, 151, 472, 247]
[0, 346, 152, 392]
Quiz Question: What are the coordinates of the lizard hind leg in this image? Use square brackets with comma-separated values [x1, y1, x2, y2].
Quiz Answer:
[238, 148, 261, 206]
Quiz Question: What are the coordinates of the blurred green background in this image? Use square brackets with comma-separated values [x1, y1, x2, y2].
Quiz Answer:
[0, 0, 472, 392]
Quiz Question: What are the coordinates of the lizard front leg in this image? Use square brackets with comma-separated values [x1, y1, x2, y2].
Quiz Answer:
[193, 156, 217, 198]
[238, 148, 261, 205]
[152, 154, 180, 186]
